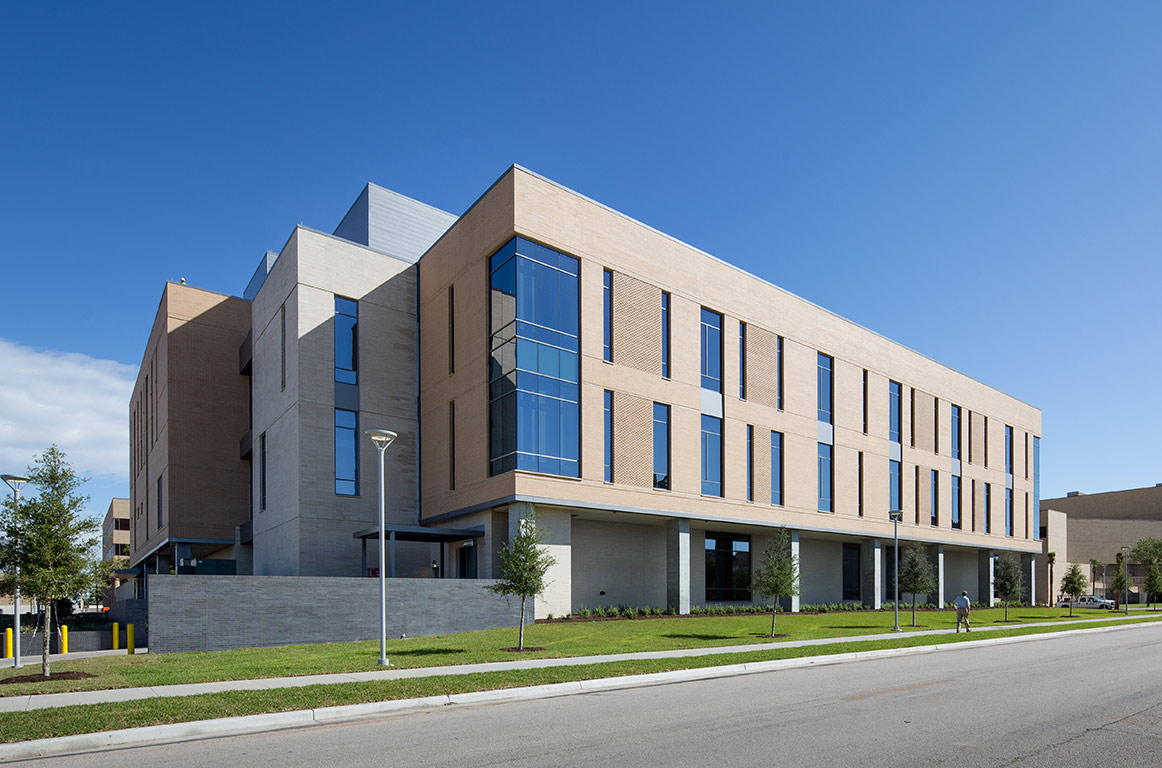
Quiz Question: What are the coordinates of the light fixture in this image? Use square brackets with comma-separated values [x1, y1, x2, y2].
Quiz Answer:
[2, 474, 30, 669]
[365, 430, 397, 667]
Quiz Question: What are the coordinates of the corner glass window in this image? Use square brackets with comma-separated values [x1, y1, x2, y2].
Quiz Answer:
[700, 308, 723, 392]
[817, 353, 833, 424]
[334, 297, 358, 385]
[335, 408, 358, 495]
[705, 532, 751, 601]
[700, 414, 723, 496]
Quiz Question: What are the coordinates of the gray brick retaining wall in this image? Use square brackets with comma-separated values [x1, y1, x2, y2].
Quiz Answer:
[146, 575, 530, 654]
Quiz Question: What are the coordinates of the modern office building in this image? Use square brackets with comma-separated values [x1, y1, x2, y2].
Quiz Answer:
[129, 165, 1043, 617]
[102, 498, 131, 562]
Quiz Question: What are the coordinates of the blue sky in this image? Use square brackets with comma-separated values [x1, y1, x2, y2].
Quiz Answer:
[1, 2, 1160, 516]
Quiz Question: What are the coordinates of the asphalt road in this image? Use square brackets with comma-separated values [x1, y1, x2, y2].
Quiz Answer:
[22, 624, 1162, 767]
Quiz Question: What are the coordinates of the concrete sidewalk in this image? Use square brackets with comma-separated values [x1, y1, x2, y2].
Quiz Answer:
[3, 613, 1158, 713]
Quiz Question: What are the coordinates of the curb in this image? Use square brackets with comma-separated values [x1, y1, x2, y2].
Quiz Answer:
[1, 620, 1157, 761]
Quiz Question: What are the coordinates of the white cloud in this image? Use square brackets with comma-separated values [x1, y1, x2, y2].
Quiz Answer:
[0, 338, 134, 500]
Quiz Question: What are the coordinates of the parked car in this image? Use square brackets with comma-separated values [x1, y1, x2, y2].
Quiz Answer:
[1056, 595, 1115, 609]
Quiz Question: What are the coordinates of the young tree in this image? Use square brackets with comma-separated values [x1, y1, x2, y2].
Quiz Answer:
[1110, 552, 1128, 609]
[489, 513, 556, 650]
[0, 447, 110, 677]
[1144, 563, 1162, 611]
[994, 554, 1026, 622]
[751, 527, 801, 636]
[1131, 538, 1162, 569]
[1046, 552, 1056, 606]
[1060, 563, 1088, 618]
[1090, 558, 1100, 590]
[897, 542, 938, 627]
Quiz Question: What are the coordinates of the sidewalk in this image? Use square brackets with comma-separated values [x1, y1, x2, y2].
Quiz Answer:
[3, 613, 1158, 713]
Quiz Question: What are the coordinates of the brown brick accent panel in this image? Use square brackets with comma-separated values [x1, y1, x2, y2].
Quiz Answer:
[919, 466, 932, 524]
[914, 390, 936, 454]
[972, 479, 984, 531]
[747, 326, 781, 408]
[612, 391, 653, 487]
[755, 427, 772, 505]
[611, 272, 661, 375]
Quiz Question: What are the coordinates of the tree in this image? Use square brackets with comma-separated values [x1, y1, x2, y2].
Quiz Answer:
[1110, 552, 1128, 609]
[1089, 558, 1101, 595]
[751, 527, 801, 636]
[1060, 563, 1088, 618]
[489, 513, 556, 650]
[0, 447, 110, 677]
[994, 554, 1026, 622]
[1144, 563, 1162, 611]
[1046, 552, 1056, 606]
[897, 542, 938, 627]
[1131, 538, 1162, 569]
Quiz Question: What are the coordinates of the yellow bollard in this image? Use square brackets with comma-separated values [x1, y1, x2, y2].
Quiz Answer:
[112, 622, 120, 651]
[4, 627, 10, 659]
[61, 625, 68, 655]
[127, 624, 135, 655]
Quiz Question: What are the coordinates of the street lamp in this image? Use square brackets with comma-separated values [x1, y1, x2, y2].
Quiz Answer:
[365, 429, 397, 667]
[2, 474, 30, 669]
[889, 509, 903, 632]
[1122, 545, 1130, 616]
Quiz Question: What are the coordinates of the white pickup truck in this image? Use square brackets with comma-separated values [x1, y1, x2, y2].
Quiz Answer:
[1056, 595, 1115, 609]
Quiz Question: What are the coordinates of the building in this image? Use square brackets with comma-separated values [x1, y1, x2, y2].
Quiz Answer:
[129, 165, 1043, 617]
[1039, 484, 1162, 603]
[102, 498, 130, 562]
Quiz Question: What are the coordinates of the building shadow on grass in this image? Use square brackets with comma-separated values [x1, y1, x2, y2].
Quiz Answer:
[661, 633, 734, 641]
[388, 648, 466, 656]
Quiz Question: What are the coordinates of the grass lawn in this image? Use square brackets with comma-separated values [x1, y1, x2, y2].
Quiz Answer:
[2, 614, 1159, 744]
[0, 607, 1151, 698]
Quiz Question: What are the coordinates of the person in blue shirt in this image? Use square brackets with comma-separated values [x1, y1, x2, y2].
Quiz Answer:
[954, 591, 972, 632]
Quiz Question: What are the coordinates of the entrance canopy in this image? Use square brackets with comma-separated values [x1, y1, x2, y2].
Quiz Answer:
[352, 523, 484, 577]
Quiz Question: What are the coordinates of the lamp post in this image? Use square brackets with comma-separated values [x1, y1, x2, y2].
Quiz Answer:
[365, 429, 397, 667]
[889, 509, 903, 632]
[2, 474, 30, 669]
[1122, 545, 1130, 616]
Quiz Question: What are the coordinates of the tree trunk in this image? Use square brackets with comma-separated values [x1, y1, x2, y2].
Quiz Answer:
[1004, 600, 1009, 622]
[770, 603, 777, 637]
[42, 602, 53, 678]
[911, 595, 917, 627]
[518, 595, 526, 650]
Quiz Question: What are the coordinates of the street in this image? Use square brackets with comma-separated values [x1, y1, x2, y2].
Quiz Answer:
[19, 624, 1162, 767]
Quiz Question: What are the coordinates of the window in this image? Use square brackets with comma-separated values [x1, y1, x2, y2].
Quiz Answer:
[914, 466, 921, 525]
[985, 482, 992, 534]
[701, 415, 723, 496]
[746, 425, 754, 502]
[771, 431, 784, 505]
[951, 405, 961, 461]
[700, 308, 723, 392]
[910, 388, 916, 447]
[857, 451, 864, 517]
[115, 543, 130, 557]
[889, 460, 902, 514]
[448, 285, 455, 375]
[776, 336, 784, 410]
[259, 433, 267, 511]
[488, 238, 581, 477]
[603, 269, 612, 362]
[334, 296, 358, 385]
[984, 418, 990, 468]
[604, 390, 613, 483]
[653, 403, 670, 490]
[817, 353, 833, 423]
[967, 410, 973, 463]
[449, 401, 456, 491]
[1005, 425, 1013, 475]
[739, 322, 747, 399]
[951, 475, 961, 529]
[1034, 436, 1042, 538]
[1024, 433, 1029, 479]
[705, 532, 751, 601]
[862, 370, 869, 434]
[889, 381, 901, 443]
[931, 470, 939, 526]
[115, 518, 130, 531]
[280, 304, 286, 391]
[818, 443, 833, 512]
[156, 474, 163, 530]
[1005, 487, 1014, 536]
[933, 398, 940, 453]
[842, 543, 861, 601]
[335, 409, 358, 495]
[661, 291, 671, 378]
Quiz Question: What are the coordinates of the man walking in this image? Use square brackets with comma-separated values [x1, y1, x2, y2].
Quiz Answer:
[954, 590, 972, 632]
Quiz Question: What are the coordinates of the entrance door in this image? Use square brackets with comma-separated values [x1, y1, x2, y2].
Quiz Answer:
[458, 545, 477, 578]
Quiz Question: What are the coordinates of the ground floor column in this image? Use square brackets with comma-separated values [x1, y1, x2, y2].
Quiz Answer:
[508, 502, 572, 619]
[861, 538, 882, 609]
[666, 519, 690, 614]
[936, 544, 945, 607]
[978, 549, 995, 606]
[790, 530, 801, 613]
[1021, 553, 1036, 604]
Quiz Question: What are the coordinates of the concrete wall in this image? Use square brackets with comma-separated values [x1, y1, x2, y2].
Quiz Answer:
[800, 538, 844, 605]
[945, 550, 979, 604]
[571, 518, 667, 609]
[146, 574, 527, 654]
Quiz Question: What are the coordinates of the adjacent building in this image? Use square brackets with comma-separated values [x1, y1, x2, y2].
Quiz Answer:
[128, 165, 1044, 617]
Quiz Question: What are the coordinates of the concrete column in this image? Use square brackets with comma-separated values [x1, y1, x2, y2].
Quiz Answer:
[979, 549, 995, 606]
[928, 545, 946, 607]
[666, 519, 690, 614]
[508, 503, 571, 619]
[1021, 553, 1035, 604]
[861, 538, 882, 609]
[790, 530, 801, 613]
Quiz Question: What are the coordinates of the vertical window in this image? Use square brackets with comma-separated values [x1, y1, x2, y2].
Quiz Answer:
[862, 370, 869, 434]
[746, 425, 754, 502]
[776, 336, 784, 410]
[951, 405, 961, 461]
[701, 414, 723, 496]
[951, 475, 962, 529]
[1024, 433, 1029, 479]
[1024, 493, 1030, 538]
[700, 308, 723, 392]
[603, 269, 612, 362]
[738, 322, 747, 399]
[334, 297, 358, 384]
[653, 403, 671, 490]
[770, 431, 784, 505]
[604, 390, 613, 483]
[985, 482, 992, 534]
[909, 388, 916, 447]
[448, 285, 455, 375]
[889, 381, 901, 443]
[280, 304, 286, 391]
[1005, 487, 1014, 536]
[335, 409, 359, 495]
[449, 401, 456, 491]
[156, 474, 163, 530]
[661, 291, 671, 378]
[1005, 425, 1013, 475]
[931, 470, 939, 526]
[705, 532, 751, 601]
[933, 398, 940, 453]
[259, 433, 267, 511]
[857, 452, 864, 517]
[984, 419, 990, 468]
[817, 353, 833, 423]
[914, 467, 920, 525]
[967, 410, 973, 463]
[1033, 436, 1042, 538]
[818, 443, 833, 512]
[889, 459, 901, 513]
[842, 543, 861, 601]
[971, 480, 977, 531]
